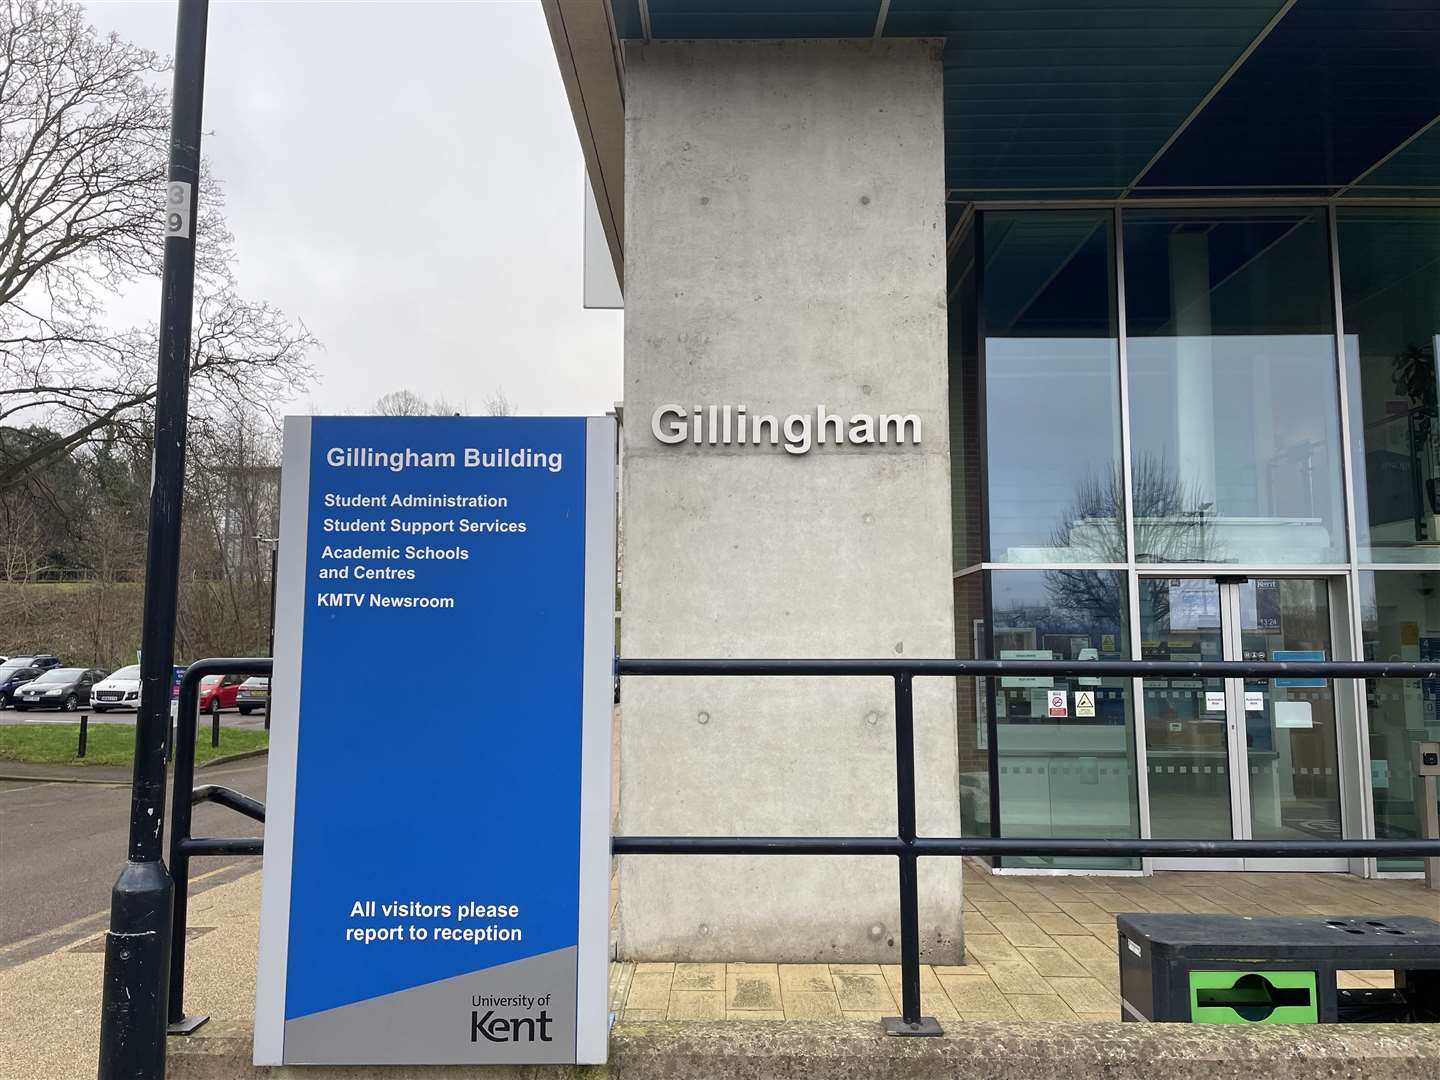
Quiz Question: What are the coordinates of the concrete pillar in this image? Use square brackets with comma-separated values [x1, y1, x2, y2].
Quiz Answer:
[618, 40, 962, 963]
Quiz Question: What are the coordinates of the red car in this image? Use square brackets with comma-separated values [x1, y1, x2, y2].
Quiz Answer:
[198, 673, 246, 712]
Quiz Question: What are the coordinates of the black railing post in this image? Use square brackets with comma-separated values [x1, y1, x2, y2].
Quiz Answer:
[163, 658, 270, 1037]
[167, 669, 206, 1034]
[77, 713, 88, 759]
[211, 701, 220, 748]
[883, 673, 941, 1036]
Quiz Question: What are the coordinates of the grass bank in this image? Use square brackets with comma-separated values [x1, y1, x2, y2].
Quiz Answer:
[0, 721, 268, 767]
[0, 579, 271, 670]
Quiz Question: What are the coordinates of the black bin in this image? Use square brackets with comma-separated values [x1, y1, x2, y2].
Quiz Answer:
[1116, 914, 1440, 1024]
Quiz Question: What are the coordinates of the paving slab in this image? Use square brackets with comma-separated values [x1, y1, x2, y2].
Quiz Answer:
[6, 856, 1439, 1078]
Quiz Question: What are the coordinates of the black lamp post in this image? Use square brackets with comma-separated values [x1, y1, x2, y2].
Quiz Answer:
[97, 3, 211, 1076]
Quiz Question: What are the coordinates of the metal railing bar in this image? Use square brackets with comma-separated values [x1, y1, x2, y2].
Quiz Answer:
[191, 784, 266, 822]
[612, 837, 1440, 858]
[613, 837, 903, 855]
[618, 658, 1440, 678]
[177, 837, 264, 857]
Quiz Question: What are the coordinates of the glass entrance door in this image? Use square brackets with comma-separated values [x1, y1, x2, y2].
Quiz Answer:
[1139, 578, 1345, 871]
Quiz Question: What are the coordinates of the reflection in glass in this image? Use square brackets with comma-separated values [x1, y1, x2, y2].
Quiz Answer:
[1139, 578, 1232, 839]
[1124, 210, 1346, 564]
[1238, 579, 1341, 844]
[1359, 571, 1440, 871]
[1338, 209, 1440, 563]
[983, 213, 1124, 562]
[988, 570, 1137, 869]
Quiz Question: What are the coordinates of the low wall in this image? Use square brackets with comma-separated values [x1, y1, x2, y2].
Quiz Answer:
[167, 1018, 1440, 1080]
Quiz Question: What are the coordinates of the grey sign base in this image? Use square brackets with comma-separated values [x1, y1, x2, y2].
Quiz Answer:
[283, 946, 578, 1065]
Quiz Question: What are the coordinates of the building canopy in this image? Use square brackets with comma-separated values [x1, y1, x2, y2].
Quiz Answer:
[546, 1, 1440, 284]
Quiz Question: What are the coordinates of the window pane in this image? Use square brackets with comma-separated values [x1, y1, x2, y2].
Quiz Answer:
[950, 222, 983, 569]
[1124, 209, 1346, 564]
[1338, 208, 1440, 564]
[1359, 571, 1440, 872]
[954, 573, 989, 840]
[1138, 578, 1231, 839]
[983, 212, 1124, 563]
[1239, 579, 1341, 845]
[988, 570, 1138, 869]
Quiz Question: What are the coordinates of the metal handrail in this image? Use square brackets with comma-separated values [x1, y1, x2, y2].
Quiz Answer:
[613, 657, 1440, 1035]
[161, 655, 1440, 1039]
[166, 657, 271, 1033]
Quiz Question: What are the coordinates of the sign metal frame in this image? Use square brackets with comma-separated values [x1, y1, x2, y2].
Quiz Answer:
[253, 415, 615, 1066]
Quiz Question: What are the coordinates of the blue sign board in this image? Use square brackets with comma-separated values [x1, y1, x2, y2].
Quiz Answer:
[255, 416, 615, 1066]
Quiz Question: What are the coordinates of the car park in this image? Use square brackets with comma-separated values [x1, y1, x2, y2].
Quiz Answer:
[0, 666, 44, 709]
[91, 664, 143, 712]
[198, 673, 246, 713]
[12, 667, 107, 712]
[236, 676, 269, 715]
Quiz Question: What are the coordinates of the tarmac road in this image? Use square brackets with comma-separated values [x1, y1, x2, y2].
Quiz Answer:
[0, 756, 268, 966]
[0, 705, 268, 729]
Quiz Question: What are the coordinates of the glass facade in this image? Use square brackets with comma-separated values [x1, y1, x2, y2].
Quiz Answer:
[981, 212, 1123, 563]
[952, 203, 1440, 877]
[1338, 209, 1440, 564]
[1359, 571, 1440, 872]
[1124, 210, 1346, 565]
[987, 570, 1138, 870]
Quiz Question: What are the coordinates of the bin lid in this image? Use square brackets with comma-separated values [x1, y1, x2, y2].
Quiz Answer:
[1115, 914, 1440, 963]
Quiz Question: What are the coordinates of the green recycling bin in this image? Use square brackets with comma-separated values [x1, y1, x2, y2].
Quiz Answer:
[1117, 914, 1440, 1023]
[1188, 970, 1318, 1024]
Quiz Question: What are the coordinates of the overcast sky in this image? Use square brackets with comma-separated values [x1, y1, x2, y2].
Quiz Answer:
[84, 0, 623, 418]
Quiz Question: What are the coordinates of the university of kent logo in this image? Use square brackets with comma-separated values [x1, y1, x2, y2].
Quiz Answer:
[470, 993, 554, 1043]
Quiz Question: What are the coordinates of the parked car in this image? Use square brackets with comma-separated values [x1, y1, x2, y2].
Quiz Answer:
[235, 676, 269, 715]
[0, 654, 61, 677]
[12, 667, 107, 711]
[91, 664, 143, 712]
[0, 666, 44, 709]
[0, 656, 62, 707]
[198, 673, 246, 713]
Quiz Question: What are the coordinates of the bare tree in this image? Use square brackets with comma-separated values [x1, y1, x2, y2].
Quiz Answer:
[178, 404, 280, 656]
[0, 482, 44, 579]
[482, 388, 514, 416]
[371, 388, 511, 417]
[1, 0, 175, 315]
[373, 389, 438, 416]
[0, 0, 315, 492]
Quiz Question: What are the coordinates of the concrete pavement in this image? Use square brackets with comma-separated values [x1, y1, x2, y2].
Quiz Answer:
[0, 867, 266, 1079]
[609, 861, 1438, 1022]
[0, 756, 267, 963]
[4, 867, 1438, 1080]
